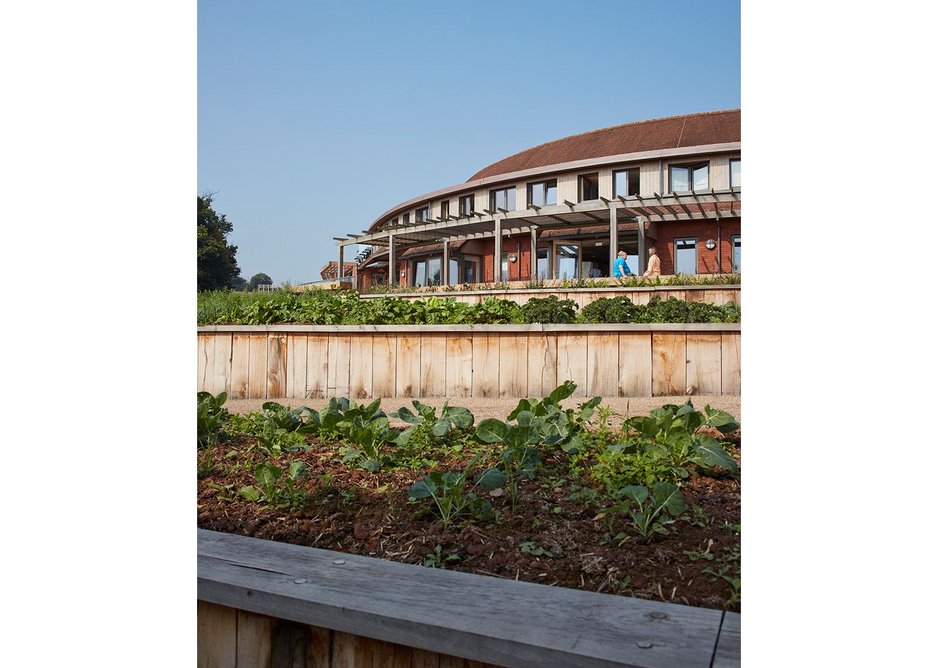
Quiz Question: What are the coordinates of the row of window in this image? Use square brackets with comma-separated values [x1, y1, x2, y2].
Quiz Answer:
[391, 159, 740, 226]
[674, 236, 741, 274]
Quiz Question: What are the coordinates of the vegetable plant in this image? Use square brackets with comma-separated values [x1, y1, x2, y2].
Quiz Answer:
[603, 482, 687, 539]
[408, 453, 506, 526]
[197, 391, 230, 448]
[238, 460, 308, 508]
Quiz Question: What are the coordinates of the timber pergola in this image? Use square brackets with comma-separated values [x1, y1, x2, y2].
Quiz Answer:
[337, 189, 740, 286]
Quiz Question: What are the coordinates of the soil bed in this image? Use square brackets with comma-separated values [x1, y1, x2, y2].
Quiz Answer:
[197, 421, 740, 612]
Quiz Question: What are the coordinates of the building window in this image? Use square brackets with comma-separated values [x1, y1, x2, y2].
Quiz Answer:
[613, 168, 640, 198]
[440, 200, 450, 220]
[578, 173, 599, 201]
[731, 235, 740, 272]
[415, 206, 429, 223]
[669, 163, 709, 193]
[675, 238, 697, 274]
[730, 159, 741, 189]
[527, 179, 557, 207]
[489, 186, 516, 212]
[536, 247, 551, 279]
[459, 194, 474, 216]
[411, 256, 442, 286]
[403, 212, 410, 224]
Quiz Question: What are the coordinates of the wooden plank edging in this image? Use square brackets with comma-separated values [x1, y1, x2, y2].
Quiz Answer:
[198, 530, 738, 668]
[358, 285, 741, 299]
[198, 323, 741, 334]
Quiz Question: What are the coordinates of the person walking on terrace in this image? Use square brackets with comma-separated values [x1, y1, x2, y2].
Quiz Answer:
[612, 250, 632, 278]
[642, 246, 661, 278]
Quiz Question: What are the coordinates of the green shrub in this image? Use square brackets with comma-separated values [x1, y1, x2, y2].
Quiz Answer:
[520, 296, 578, 324]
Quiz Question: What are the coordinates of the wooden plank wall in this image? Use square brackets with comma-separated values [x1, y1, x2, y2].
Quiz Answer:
[197, 328, 740, 400]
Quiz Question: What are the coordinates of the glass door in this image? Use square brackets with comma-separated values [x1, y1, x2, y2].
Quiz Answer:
[554, 242, 579, 279]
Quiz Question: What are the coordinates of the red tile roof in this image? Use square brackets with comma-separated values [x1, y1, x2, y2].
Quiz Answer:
[467, 110, 740, 181]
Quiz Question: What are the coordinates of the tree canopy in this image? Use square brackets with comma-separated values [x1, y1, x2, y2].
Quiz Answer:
[197, 194, 241, 292]
[249, 272, 273, 289]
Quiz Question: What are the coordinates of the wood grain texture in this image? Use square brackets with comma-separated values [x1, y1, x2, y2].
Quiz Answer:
[445, 335, 473, 398]
[371, 334, 397, 399]
[686, 333, 722, 395]
[526, 334, 557, 398]
[237, 609, 274, 668]
[348, 335, 374, 400]
[198, 335, 211, 394]
[652, 333, 686, 396]
[471, 333, 499, 398]
[230, 335, 251, 399]
[199, 529, 727, 668]
[286, 334, 308, 400]
[213, 333, 233, 396]
[327, 335, 351, 398]
[421, 333, 448, 397]
[198, 601, 237, 668]
[498, 334, 527, 398]
[587, 333, 619, 396]
[556, 333, 588, 397]
[396, 335, 422, 398]
[721, 332, 741, 395]
[711, 612, 740, 668]
[248, 334, 268, 399]
[267, 334, 288, 399]
[305, 335, 329, 399]
[618, 333, 653, 397]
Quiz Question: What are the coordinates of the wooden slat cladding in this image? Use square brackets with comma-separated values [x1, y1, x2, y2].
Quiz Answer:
[197, 326, 740, 399]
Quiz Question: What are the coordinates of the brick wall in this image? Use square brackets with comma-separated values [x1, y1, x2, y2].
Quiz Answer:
[654, 217, 740, 275]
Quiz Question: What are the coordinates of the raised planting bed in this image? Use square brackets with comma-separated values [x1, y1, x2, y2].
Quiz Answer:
[198, 383, 741, 638]
[197, 324, 741, 401]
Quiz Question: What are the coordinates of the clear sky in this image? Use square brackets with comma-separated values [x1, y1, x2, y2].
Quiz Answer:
[198, 0, 740, 285]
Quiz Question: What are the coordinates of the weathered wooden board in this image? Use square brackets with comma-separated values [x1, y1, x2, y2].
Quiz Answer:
[556, 333, 588, 397]
[445, 335, 473, 398]
[498, 334, 527, 398]
[471, 333, 499, 398]
[630, 291, 651, 306]
[587, 333, 619, 396]
[686, 333, 722, 396]
[237, 609, 274, 668]
[421, 333, 448, 397]
[198, 335, 211, 395]
[327, 335, 351, 398]
[213, 333, 233, 397]
[711, 612, 740, 668]
[197, 600, 237, 668]
[199, 529, 728, 668]
[396, 334, 422, 398]
[652, 333, 686, 396]
[348, 335, 373, 400]
[526, 334, 557, 398]
[267, 334, 288, 399]
[371, 334, 397, 399]
[305, 335, 329, 399]
[248, 334, 268, 399]
[286, 334, 308, 400]
[619, 333, 653, 397]
[721, 332, 741, 395]
[229, 334, 251, 400]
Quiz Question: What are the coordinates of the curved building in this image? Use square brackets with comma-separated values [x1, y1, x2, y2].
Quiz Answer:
[337, 109, 740, 289]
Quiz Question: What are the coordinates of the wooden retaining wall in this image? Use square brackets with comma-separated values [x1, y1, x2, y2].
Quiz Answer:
[198, 529, 740, 668]
[197, 324, 741, 400]
[359, 285, 740, 309]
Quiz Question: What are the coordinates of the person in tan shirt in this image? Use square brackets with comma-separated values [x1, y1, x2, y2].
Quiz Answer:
[643, 246, 661, 278]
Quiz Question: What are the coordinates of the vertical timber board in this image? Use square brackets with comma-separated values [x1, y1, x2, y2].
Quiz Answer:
[213, 333, 233, 397]
[396, 334, 422, 398]
[286, 334, 308, 400]
[498, 333, 527, 398]
[526, 333, 557, 398]
[618, 333, 653, 397]
[686, 333, 723, 395]
[230, 334, 251, 399]
[348, 334, 374, 400]
[327, 335, 351, 398]
[197, 601, 237, 668]
[304, 625, 333, 668]
[248, 334, 268, 399]
[587, 333, 619, 396]
[331, 631, 377, 668]
[471, 333, 499, 398]
[237, 610, 273, 668]
[721, 331, 741, 395]
[557, 333, 588, 397]
[267, 334, 288, 399]
[445, 335, 473, 397]
[652, 332, 687, 396]
[630, 291, 651, 306]
[305, 335, 329, 399]
[421, 333, 448, 397]
[198, 334, 212, 393]
[371, 334, 397, 399]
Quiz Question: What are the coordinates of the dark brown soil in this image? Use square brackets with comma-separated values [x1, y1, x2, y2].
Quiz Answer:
[197, 435, 740, 612]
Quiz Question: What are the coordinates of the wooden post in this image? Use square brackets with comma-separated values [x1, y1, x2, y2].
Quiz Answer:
[337, 244, 344, 285]
[637, 217, 646, 275]
[442, 239, 449, 285]
[608, 203, 618, 275]
[494, 218, 502, 282]
[529, 226, 537, 281]
[388, 234, 396, 287]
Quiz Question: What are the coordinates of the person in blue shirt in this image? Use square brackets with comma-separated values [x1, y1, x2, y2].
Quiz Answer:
[613, 250, 632, 277]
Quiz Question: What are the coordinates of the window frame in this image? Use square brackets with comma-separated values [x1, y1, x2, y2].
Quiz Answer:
[459, 194, 475, 217]
[731, 235, 741, 272]
[674, 237, 698, 275]
[440, 199, 450, 220]
[578, 173, 599, 202]
[415, 206, 429, 223]
[612, 168, 640, 198]
[526, 179, 558, 207]
[730, 159, 741, 190]
[668, 162, 709, 193]
[489, 186, 516, 212]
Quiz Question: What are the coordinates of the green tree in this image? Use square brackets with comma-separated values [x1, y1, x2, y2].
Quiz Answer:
[249, 272, 273, 290]
[197, 194, 240, 291]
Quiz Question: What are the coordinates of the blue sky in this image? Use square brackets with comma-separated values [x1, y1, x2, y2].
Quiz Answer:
[198, 0, 740, 285]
